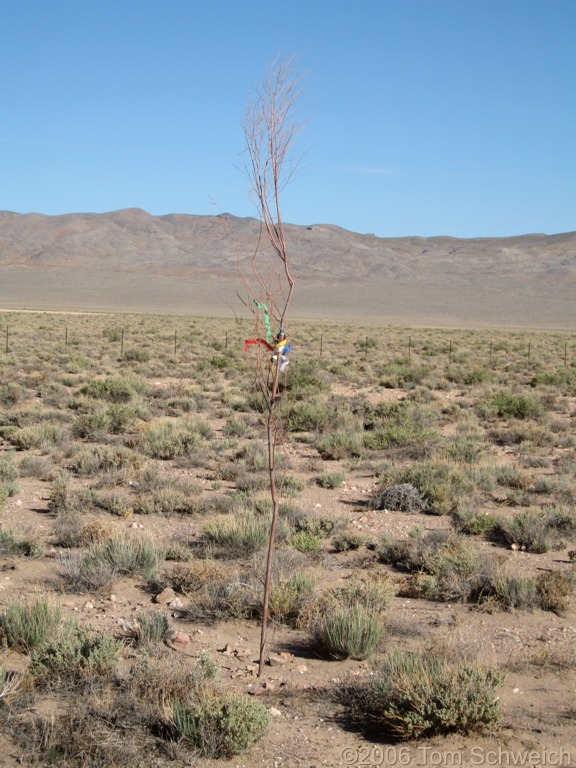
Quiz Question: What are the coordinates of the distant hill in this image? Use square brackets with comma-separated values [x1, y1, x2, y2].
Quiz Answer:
[0, 208, 574, 329]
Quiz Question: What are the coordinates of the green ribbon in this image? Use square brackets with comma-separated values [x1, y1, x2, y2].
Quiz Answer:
[253, 299, 272, 342]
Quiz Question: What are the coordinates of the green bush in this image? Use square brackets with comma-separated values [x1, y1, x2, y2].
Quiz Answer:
[80, 375, 147, 403]
[137, 419, 207, 460]
[71, 444, 143, 475]
[30, 624, 120, 687]
[356, 650, 503, 739]
[171, 689, 270, 758]
[312, 603, 385, 660]
[311, 579, 393, 660]
[376, 459, 474, 515]
[0, 596, 61, 651]
[482, 390, 543, 420]
[135, 611, 170, 645]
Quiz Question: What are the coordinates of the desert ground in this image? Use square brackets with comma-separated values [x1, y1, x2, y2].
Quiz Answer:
[0, 309, 574, 767]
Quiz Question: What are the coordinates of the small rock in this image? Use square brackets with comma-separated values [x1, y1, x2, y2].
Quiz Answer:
[267, 653, 288, 667]
[84, 602, 94, 610]
[219, 642, 236, 655]
[269, 707, 282, 717]
[168, 630, 190, 647]
[168, 597, 183, 609]
[154, 587, 176, 605]
[297, 665, 308, 674]
[511, 543, 519, 551]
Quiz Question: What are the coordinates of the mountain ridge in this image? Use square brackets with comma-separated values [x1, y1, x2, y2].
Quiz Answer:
[0, 208, 574, 328]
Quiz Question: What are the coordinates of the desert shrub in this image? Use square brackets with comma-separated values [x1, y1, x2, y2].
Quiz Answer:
[71, 407, 111, 439]
[91, 488, 134, 517]
[530, 368, 576, 391]
[352, 650, 503, 739]
[292, 511, 345, 537]
[61, 534, 164, 592]
[312, 603, 385, 661]
[311, 578, 393, 660]
[268, 571, 316, 627]
[379, 530, 491, 603]
[536, 571, 573, 614]
[451, 502, 499, 536]
[444, 421, 488, 464]
[491, 572, 539, 611]
[414, 534, 490, 603]
[493, 506, 576, 553]
[137, 419, 207, 459]
[362, 401, 437, 451]
[122, 347, 151, 363]
[8, 422, 65, 450]
[316, 470, 346, 489]
[30, 624, 120, 687]
[290, 529, 323, 555]
[0, 526, 44, 557]
[0, 451, 19, 499]
[55, 512, 111, 549]
[0, 596, 61, 651]
[376, 459, 473, 515]
[170, 689, 270, 758]
[0, 383, 22, 407]
[286, 397, 336, 432]
[203, 511, 269, 558]
[493, 464, 532, 490]
[80, 375, 147, 403]
[315, 425, 364, 460]
[134, 611, 170, 646]
[332, 530, 366, 552]
[184, 578, 256, 623]
[18, 454, 54, 479]
[71, 444, 143, 475]
[285, 361, 330, 397]
[480, 390, 543, 420]
[375, 363, 429, 389]
[162, 561, 230, 596]
[133, 485, 202, 516]
[446, 365, 492, 386]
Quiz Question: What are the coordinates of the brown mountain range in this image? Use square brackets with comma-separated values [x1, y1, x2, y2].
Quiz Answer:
[0, 208, 574, 329]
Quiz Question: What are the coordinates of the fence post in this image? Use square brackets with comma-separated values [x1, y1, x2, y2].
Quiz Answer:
[174, 330, 177, 355]
[65, 326, 68, 347]
[448, 339, 452, 364]
[527, 341, 531, 361]
[408, 335, 412, 361]
[320, 334, 323, 357]
[120, 328, 124, 356]
[4, 326, 8, 355]
[489, 340, 493, 365]
[564, 341, 568, 367]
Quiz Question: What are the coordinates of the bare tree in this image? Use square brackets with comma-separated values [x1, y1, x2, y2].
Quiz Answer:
[240, 56, 304, 676]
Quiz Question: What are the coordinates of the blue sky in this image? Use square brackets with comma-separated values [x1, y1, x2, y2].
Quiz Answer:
[1, 0, 574, 238]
